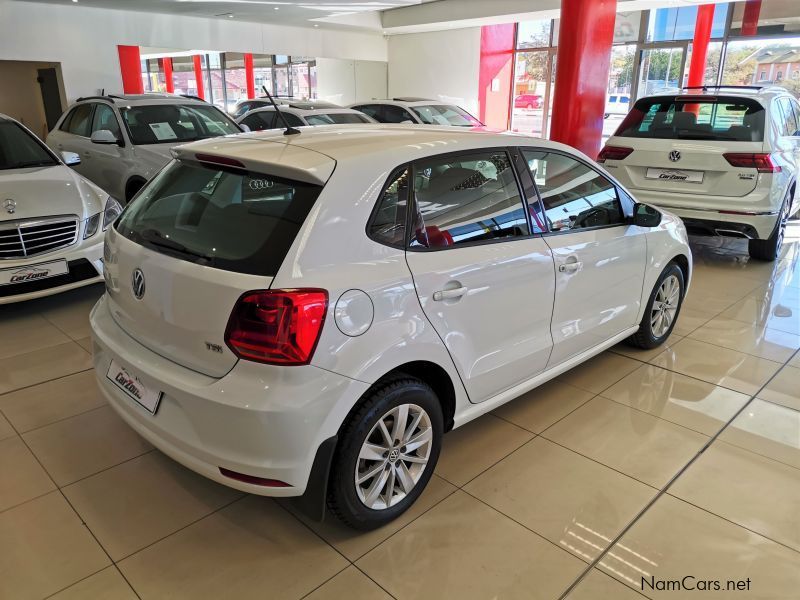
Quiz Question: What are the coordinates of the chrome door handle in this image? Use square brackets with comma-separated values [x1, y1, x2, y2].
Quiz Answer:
[433, 286, 468, 301]
[558, 262, 582, 273]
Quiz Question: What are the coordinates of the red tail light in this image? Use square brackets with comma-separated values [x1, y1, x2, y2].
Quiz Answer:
[225, 289, 328, 365]
[723, 153, 781, 173]
[597, 146, 634, 163]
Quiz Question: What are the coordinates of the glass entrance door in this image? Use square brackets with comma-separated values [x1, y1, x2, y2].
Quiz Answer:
[637, 44, 687, 98]
[511, 49, 556, 137]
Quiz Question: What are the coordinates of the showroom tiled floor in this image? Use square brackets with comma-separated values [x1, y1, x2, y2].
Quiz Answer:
[1, 228, 800, 600]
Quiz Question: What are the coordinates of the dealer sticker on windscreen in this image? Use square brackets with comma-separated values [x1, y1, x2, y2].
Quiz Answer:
[107, 360, 162, 414]
[0, 259, 68, 286]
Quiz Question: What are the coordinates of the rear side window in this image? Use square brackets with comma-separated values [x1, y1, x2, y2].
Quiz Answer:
[615, 96, 765, 142]
[368, 167, 409, 248]
[240, 111, 276, 131]
[410, 151, 529, 249]
[91, 104, 122, 139]
[116, 161, 323, 276]
[305, 113, 372, 126]
[61, 104, 93, 137]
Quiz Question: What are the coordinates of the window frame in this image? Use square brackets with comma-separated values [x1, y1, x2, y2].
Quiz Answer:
[90, 102, 125, 146]
[404, 146, 539, 253]
[60, 103, 96, 138]
[518, 146, 635, 236]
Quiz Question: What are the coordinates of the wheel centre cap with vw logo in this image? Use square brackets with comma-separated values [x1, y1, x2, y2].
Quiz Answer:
[131, 268, 146, 300]
[669, 150, 681, 162]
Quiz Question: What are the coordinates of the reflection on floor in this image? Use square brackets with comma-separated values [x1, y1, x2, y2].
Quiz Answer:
[1, 226, 799, 599]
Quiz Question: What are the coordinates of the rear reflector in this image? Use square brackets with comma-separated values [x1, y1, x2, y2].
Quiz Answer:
[195, 153, 246, 169]
[225, 289, 328, 365]
[597, 146, 634, 162]
[219, 467, 291, 487]
[723, 153, 781, 173]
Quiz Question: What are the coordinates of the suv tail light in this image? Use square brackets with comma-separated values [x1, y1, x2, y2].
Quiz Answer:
[225, 289, 328, 365]
[597, 146, 634, 162]
[723, 153, 782, 173]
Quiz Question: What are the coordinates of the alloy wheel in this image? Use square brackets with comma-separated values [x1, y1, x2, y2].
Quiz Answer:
[355, 403, 432, 510]
[651, 274, 680, 338]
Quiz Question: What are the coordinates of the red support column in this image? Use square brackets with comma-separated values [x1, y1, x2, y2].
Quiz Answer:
[160, 57, 175, 93]
[741, 0, 762, 36]
[687, 4, 716, 88]
[478, 24, 516, 130]
[549, 0, 616, 158]
[193, 55, 205, 100]
[244, 53, 256, 99]
[117, 45, 144, 94]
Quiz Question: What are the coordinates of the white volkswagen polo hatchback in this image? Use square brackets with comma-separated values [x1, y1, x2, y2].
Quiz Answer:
[0, 114, 120, 304]
[90, 124, 691, 529]
[600, 86, 800, 261]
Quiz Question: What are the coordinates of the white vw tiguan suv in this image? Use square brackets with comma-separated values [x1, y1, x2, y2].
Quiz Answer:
[600, 86, 800, 261]
[47, 94, 241, 203]
[0, 114, 120, 304]
[90, 124, 690, 529]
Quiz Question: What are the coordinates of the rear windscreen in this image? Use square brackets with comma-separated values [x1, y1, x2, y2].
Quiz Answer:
[116, 160, 322, 276]
[614, 96, 765, 142]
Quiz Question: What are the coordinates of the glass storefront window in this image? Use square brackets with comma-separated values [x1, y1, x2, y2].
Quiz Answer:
[253, 54, 273, 96]
[723, 38, 800, 96]
[171, 56, 197, 97]
[638, 47, 685, 96]
[646, 5, 729, 42]
[274, 55, 290, 97]
[730, 0, 800, 36]
[207, 53, 225, 110]
[517, 20, 552, 49]
[223, 53, 248, 112]
[510, 50, 550, 136]
[291, 57, 313, 99]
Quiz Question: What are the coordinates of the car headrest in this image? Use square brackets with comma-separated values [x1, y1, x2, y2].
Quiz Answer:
[671, 111, 697, 129]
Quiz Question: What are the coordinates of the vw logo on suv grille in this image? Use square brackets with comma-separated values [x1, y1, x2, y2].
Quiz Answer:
[668, 150, 681, 162]
[131, 269, 146, 300]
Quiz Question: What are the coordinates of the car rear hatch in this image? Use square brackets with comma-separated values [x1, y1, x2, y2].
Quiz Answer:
[104, 137, 335, 378]
[604, 94, 767, 198]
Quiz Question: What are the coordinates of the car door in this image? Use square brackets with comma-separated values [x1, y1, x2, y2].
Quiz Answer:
[404, 148, 555, 403]
[50, 103, 95, 178]
[776, 97, 800, 205]
[85, 103, 126, 197]
[520, 148, 647, 367]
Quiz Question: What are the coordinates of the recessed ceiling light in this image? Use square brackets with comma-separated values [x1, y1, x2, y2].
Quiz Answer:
[228, 13, 234, 17]
[274, 6, 279, 9]
[314, 24, 319, 27]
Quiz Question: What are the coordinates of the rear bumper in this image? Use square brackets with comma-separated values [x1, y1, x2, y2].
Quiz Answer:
[0, 238, 103, 304]
[90, 295, 369, 497]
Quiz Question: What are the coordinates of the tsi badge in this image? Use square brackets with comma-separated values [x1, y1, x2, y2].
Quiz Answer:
[131, 268, 146, 300]
[3, 199, 15, 214]
[668, 150, 681, 162]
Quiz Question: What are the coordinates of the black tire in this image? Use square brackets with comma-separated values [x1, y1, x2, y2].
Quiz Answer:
[627, 262, 685, 349]
[748, 193, 790, 261]
[327, 377, 443, 530]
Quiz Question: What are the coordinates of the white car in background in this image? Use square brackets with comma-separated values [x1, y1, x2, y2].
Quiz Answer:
[91, 125, 690, 530]
[236, 101, 374, 132]
[0, 114, 120, 304]
[349, 98, 483, 127]
[600, 86, 800, 260]
[46, 93, 241, 204]
[605, 94, 631, 118]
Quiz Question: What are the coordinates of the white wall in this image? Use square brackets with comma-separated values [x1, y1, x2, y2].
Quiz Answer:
[316, 58, 388, 105]
[387, 28, 481, 115]
[0, 0, 388, 101]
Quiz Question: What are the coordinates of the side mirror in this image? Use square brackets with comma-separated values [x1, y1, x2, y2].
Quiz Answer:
[239, 123, 251, 133]
[61, 151, 81, 166]
[90, 129, 121, 145]
[633, 202, 662, 228]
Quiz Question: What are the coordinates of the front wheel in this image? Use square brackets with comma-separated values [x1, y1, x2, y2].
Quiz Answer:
[627, 262, 685, 349]
[327, 377, 443, 530]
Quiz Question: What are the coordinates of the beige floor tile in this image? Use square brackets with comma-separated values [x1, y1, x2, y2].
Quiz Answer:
[758, 365, 800, 411]
[0, 370, 106, 433]
[435, 414, 533, 486]
[612, 334, 684, 363]
[598, 494, 800, 598]
[119, 496, 348, 600]
[789, 351, 800, 368]
[23, 405, 152, 486]
[651, 337, 781, 395]
[565, 569, 645, 600]
[543, 397, 708, 488]
[671, 441, 800, 552]
[0, 435, 55, 511]
[721, 286, 800, 336]
[305, 567, 392, 600]
[688, 316, 800, 362]
[358, 491, 585, 600]
[681, 290, 737, 316]
[0, 412, 14, 440]
[601, 365, 750, 436]
[284, 474, 456, 562]
[670, 306, 715, 337]
[720, 399, 800, 469]
[466, 437, 655, 562]
[38, 284, 103, 340]
[0, 491, 110, 599]
[557, 352, 642, 395]
[492, 380, 594, 433]
[64, 451, 242, 561]
[50, 567, 137, 600]
[0, 341, 92, 395]
[0, 313, 70, 359]
[76, 336, 94, 354]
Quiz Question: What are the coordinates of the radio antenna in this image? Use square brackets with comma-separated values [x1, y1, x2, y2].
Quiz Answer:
[262, 86, 300, 136]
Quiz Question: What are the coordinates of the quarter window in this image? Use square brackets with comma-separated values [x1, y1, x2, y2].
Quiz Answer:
[62, 104, 93, 137]
[410, 151, 529, 249]
[368, 167, 409, 248]
[91, 104, 121, 139]
[522, 150, 624, 232]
